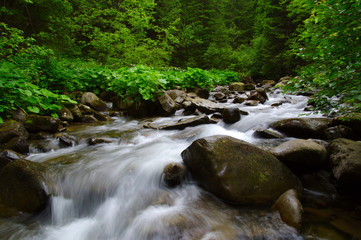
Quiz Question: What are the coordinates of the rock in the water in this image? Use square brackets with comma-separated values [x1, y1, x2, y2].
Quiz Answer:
[214, 92, 226, 101]
[328, 138, 361, 185]
[229, 82, 245, 92]
[166, 90, 187, 105]
[181, 135, 302, 205]
[81, 115, 98, 123]
[0, 159, 48, 214]
[261, 80, 277, 89]
[58, 134, 77, 148]
[196, 88, 210, 99]
[0, 120, 29, 144]
[333, 113, 361, 137]
[87, 138, 113, 146]
[162, 162, 187, 187]
[244, 83, 256, 91]
[272, 189, 303, 230]
[248, 91, 267, 104]
[78, 104, 112, 121]
[67, 104, 83, 122]
[24, 115, 60, 133]
[270, 118, 331, 139]
[81, 92, 108, 111]
[155, 116, 217, 130]
[253, 128, 284, 139]
[233, 96, 247, 104]
[1, 136, 29, 154]
[157, 91, 177, 116]
[270, 139, 327, 173]
[245, 100, 259, 106]
[58, 107, 74, 122]
[222, 108, 241, 124]
[187, 97, 224, 114]
[324, 125, 353, 140]
[0, 150, 25, 170]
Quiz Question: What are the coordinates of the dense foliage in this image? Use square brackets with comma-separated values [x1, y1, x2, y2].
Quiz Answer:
[0, 0, 360, 120]
[284, 0, 361, 114]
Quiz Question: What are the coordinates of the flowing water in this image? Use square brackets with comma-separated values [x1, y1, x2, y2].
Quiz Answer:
[0, 90, 351, 239]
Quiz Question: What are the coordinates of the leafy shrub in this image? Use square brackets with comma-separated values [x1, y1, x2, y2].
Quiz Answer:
[182, 68, 213, 89]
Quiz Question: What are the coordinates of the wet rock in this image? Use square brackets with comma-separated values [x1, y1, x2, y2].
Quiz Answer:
[272, 189, 303, 230]
[58, 107, 74, 122]
[256, 88, 269, 101]
[113, 97, 158, 118]
[1, 136, 29, 154]
[81, 115, 98, 123]
[324, 125, 353, 140]
[0, 120, 29, 144]
[28, 132, 54, 140]
[78, 104, 112, 121]
[87, 138, 113, 146]
[248, 91, 266, 104]
[214, 92, 226, 101]
[261, 80, 277, 89]
[11, 109, 27, 123]
[162, 162, 187, 187]
[0, 150, 25, 170]
[233, 96, 247, 104]
[80, 92, 108, 111]
[229, 82, 245, 92]
[155, 116, 217, 130]
[67, 104, 83, 122]
[196, 88, 210, 99]
[300, 171, 338, 208]
[29, 139, 60, 153]
[253, 128, 284, 139]
[213, 86, 230, 95]
[245, 100, 259, 106]
[156, 91, 177, 116]
[333, 113, 361, 137]
[222, 108, 241, 124]
[99, 91, 117, 101]
[166, 90, 187, 105]
[58, 134, 77, 147]
[0, 159, 48, 215]
[328, 138, 361, 186]
[24, 115, 61, 133]
[181, 135, 302, 205]
[270, 139, 327, 173]
[244, 83, 256, 91]
[187, 97, 224, 114]
[211, 112, 223, 120]
[270, 118, 331, 139]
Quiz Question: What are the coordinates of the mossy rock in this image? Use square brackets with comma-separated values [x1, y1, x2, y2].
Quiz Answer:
[80, 92, 108, 111]
[0, 120, 29, 144]
[181, 135, 302, 205]
[0, 159, 48, 214]
[24, 115, 60, 133]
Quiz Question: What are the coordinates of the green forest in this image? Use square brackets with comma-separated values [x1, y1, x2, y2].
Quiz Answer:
[0, 0, 360, 122]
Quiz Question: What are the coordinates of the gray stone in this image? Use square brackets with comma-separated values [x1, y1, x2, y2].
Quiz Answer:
[80, 92, 108, 111]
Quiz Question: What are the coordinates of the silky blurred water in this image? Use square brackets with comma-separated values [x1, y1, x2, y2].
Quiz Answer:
[0, 90, 339, 240]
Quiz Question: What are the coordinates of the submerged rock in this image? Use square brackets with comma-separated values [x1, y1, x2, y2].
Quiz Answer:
[270, 139, 327, 173]
[270, 118, 331, 139]
[81, 92, 108, 111]
[162, 162, 187, 187]
[272, 189, 303, 230]
[222, 108, 241, 124]
[0, 159, 48, 215]
[181, 135, 302, 205]
[328, 138, 361, 186]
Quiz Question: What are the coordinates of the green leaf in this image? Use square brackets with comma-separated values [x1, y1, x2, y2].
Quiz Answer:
[27, 106, 40, 113]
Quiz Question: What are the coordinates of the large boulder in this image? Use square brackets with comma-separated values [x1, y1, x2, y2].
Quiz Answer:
[181, 135, 302, 205]
[24, 115, 60, 133]
[0, 120, 28, 144]
[270, 139, 327, 173]
[156, 91, 177, 116]
[0, 159, 48, 215]
[80, 92, 108, 111]
[222, 108, 241, 124]
[328, 138, 361, 185]
[272, 189, 303, 230]
[270, 118, 331, 139]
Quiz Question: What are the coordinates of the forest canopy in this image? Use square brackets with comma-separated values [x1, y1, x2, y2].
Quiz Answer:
[0, 0, 360, 120]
